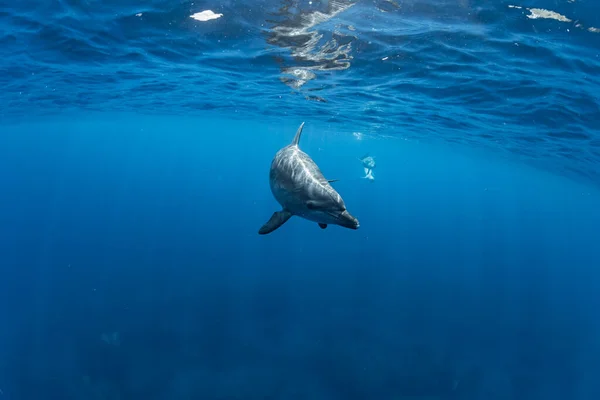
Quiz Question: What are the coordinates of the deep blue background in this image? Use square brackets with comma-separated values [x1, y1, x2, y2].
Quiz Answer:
[1, 0, 600, 398]
[1, 115, 599, 399]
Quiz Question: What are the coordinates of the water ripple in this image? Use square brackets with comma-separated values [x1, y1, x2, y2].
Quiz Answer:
[1, 0, 599, 185]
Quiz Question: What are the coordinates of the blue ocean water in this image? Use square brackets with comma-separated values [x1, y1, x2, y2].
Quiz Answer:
[1, 0, 600, 399]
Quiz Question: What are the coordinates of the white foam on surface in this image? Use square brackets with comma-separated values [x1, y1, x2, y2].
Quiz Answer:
[526, 8, 571, 22]
[508, 5, 598, 34]
[190, 10, 223, 22]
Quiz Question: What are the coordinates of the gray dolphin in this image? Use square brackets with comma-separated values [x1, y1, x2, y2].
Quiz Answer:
[258, 122, 360, 235]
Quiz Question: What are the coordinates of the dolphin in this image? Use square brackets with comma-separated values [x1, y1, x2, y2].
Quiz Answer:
[358, 153, 376, 170]
[358, 153, 376, 181]
[258, 122, 360, 235]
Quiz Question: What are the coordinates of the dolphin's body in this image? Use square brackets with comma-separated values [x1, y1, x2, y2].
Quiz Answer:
[258, 122, 360, 235]
[358, 153, 376, 181]
[359, 154, 376, 169]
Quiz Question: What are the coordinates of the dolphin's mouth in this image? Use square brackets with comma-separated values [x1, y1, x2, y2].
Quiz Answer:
[340, 210, 359, 229]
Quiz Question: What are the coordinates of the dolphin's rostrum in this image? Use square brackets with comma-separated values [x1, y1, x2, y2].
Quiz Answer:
[258, 122, 360, 235]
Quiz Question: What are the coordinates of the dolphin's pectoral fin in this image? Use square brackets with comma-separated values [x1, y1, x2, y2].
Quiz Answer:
[318, 223, 327, 229]
[258, 210, 292, 235]
[328, 179, 339, 184]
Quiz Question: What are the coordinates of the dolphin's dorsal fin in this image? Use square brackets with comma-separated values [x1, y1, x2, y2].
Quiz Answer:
[291, 122, 305, 147]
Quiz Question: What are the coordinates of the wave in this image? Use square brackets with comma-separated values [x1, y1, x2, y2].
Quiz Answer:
[1, 0, 599, 184]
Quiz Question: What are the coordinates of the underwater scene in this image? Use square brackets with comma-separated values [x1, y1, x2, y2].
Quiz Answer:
[1, 0, 600, 399]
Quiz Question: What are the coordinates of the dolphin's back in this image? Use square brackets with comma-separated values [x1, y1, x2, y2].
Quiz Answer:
[270, 145, 342, 212]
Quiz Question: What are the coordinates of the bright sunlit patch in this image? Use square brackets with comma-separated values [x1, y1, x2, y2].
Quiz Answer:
[190, 10, 223, 22]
